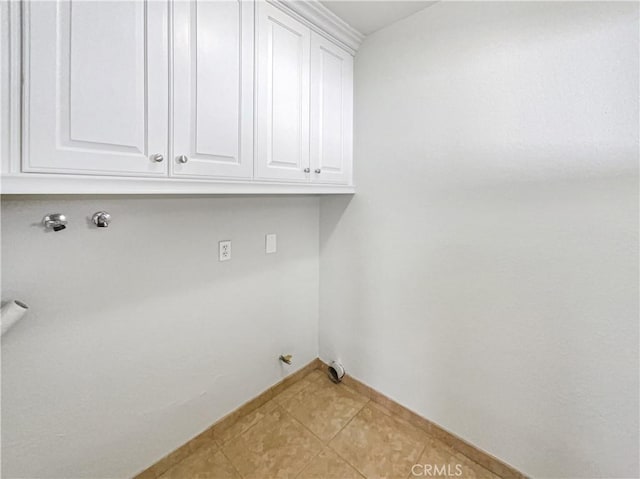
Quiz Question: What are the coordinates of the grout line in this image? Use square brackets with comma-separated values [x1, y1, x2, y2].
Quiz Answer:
[279, 383, 370, 477]
[292, 439, 325, 479]
[285, 373, 371, 445]
[219, 448, 240, 475]
[327, 399, 434, 479]
[220, 448, 245, 479]
[368, 401, 430, 439]
[324, 397, 369, 444]
[276, 407, 326, 478]
[220, 369, 321, 448]
[154, 438, 217, 479]
[283, 406, 325, 444]
[222, 404, 316, 479]
[405, 441, 429, 479]
[221, 369, 324, 452]
[220, 401, 278, 450]
[325, 400, 371, 477]
[272, 370, 322, 406]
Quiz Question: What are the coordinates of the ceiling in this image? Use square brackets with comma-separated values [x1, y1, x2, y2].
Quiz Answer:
[320, 1, 437, 36]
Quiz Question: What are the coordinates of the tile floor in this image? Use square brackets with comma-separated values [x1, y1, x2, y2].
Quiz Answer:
[158, 370, 501, 479]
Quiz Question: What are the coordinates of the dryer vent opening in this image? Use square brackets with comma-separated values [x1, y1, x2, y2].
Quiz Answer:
[328, 361, 345, 383]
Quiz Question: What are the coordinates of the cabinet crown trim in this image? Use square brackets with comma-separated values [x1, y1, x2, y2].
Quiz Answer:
[268, 0, 364, 54]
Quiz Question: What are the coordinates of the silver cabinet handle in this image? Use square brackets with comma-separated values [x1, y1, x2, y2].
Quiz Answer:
[150, 153, 164, 163]
[176, 155, 189, 164]
[303, 168, 310, 173]
[314, 169, 321, 174]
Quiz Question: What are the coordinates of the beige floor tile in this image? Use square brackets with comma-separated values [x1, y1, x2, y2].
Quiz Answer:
[409, 438, 460, 478]
[329, 404, 429, 479]
[410, 439, 500, 479]
[223, 407, 323, 479]
[282, 376, 369, 442]
[138, 369, 511, 479]
[149, 430, 213, 478]
[273, 370, 325, 405]
[215, 399, 278, 445]
[297, 448, 365, 479]
[303, 369, 326, 383]
[158, 441, 239, 479]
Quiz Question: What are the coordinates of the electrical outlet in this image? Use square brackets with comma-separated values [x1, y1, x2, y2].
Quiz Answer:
[265, 233, 277, 254]
[219, 240, 231, 261]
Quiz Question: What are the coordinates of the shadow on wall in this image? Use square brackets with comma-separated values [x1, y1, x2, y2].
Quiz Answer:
[319, 195, 353, 251]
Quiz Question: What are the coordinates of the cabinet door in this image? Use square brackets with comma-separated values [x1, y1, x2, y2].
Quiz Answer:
[0, 0, 14, 173]
[255, 2, 310, 182]
[172, 0, 253, 179]
[23, 1, 169, 176]
[310, 33, 353, 185]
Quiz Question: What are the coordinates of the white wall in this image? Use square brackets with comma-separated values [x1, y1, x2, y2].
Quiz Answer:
[320, 2, 639, 478]
[1, 195, 319, 478]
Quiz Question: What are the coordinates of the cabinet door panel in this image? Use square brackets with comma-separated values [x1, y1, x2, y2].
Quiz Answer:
[23, 0, 168, 176]
[310, 33, 353, 185]
[172, 0, 253, 178]
[255, 2, 310, 182]
[0, 1, 12, 173]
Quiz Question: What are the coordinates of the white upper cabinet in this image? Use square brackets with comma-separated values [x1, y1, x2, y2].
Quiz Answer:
[172, 0, 254, 179]
[255, 2, 311, 182]
[310, 32, 353, 185]
[0, 1, 12, 172]
[23, 1, 169, 176]
[6, 0, 362, 193]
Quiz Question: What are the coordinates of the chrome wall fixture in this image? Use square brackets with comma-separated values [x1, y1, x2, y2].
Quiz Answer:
[92, 211, 111, 228]
[41, 211, 113, 231]
[42, 213, 68, 232]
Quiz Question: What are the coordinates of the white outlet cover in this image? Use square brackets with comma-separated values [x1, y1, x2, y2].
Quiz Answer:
[219, 240, 231, 261]
[265, 234, 277, 254]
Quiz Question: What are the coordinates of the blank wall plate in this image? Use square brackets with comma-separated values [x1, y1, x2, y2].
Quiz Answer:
[219, 240, 231, 261]
[265, 234, 277, 254]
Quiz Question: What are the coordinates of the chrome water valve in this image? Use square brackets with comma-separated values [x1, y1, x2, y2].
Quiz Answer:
[92, 211, 112, 228]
